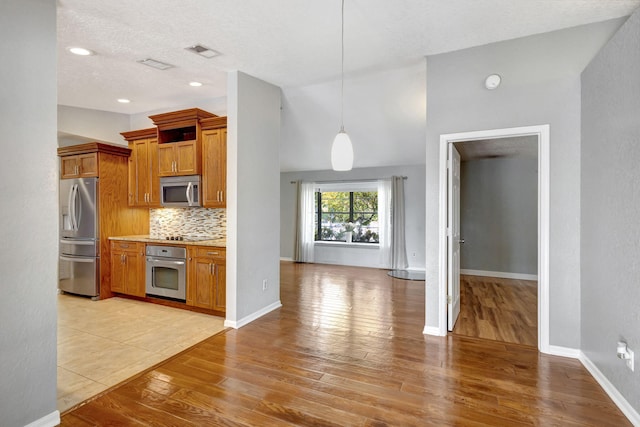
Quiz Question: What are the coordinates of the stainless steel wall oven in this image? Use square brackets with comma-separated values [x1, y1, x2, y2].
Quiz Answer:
[145, 245, 186, 301]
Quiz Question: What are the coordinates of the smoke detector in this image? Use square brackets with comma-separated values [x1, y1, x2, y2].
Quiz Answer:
[185, 45, 220, 59]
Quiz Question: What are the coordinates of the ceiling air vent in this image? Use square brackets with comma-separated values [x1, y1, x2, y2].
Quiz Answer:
[137, 58, 174, 70]
[185, 45, 220, 59]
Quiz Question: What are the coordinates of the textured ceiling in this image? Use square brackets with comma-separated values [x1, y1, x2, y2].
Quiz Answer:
[57, 0, 640, 115]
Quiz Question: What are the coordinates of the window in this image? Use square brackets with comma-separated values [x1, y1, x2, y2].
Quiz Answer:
[315, 185, 379, 243]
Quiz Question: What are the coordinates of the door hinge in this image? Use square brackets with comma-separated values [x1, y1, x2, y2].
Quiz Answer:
[447, 295, 452, 304]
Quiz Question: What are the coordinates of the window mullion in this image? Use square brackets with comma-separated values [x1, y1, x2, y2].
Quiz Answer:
[349, 192, 354, 223]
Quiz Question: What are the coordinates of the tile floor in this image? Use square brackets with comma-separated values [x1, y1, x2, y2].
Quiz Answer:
[57, 293, 226, 413]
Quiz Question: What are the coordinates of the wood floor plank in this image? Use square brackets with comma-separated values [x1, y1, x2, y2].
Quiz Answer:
[60, 262, 630, 426]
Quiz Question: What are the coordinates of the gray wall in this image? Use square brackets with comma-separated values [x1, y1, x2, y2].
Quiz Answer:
[281, 164, 426, 270]
[460, 156, 538, 275]
[58, 105, 130, 145]
[0, 0, 59, 425]
[425, 18, 624, 346]
[227, 71, 281, 324]
[582, 8, 640, 413]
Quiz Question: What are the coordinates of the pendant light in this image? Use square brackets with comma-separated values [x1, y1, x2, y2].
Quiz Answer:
[331, 0, 354, 171]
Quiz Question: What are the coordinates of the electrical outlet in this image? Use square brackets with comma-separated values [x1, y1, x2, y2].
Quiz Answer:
[627, 348, 634, 372]
[262, 279, 268, 291]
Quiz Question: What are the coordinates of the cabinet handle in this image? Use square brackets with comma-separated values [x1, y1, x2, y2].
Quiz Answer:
[207, 251, 219, 256]
[209, 263, 213, 274]
[120, 244, 129, 248]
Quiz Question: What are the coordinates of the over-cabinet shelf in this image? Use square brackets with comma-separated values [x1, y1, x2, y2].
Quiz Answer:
[150, 108, 216, 177]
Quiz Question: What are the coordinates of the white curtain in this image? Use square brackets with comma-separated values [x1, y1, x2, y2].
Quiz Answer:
[378, 176, 408, 270]
[294, 181, 316, 263]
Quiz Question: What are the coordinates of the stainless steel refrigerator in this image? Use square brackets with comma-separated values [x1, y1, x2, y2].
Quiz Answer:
[59, 177, 100, 298]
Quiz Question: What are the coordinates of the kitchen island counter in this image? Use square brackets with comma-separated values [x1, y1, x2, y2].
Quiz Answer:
[110, 235, 226, 247]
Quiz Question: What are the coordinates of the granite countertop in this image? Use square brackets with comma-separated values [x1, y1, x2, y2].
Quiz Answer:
[110, 235, 226, 248]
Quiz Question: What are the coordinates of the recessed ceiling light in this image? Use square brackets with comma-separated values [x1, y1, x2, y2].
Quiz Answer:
[117, 99, 131, 104]
[189, 81, 203, 87]
[68, 47, 95, 56]
[185, 45, 220, 59]
[137, 58, 174, 70]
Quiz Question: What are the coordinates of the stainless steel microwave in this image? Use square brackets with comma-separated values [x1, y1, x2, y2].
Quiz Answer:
[160, 175, 201, 207]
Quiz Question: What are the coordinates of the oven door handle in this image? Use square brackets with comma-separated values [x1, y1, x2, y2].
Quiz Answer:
[148, 259, 185, 266]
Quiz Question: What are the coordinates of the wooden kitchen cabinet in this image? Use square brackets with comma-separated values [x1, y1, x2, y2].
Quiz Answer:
[150, 108, 216, 177]
[121, 128, 160, 207]
[60, 153, 98, 179]
[58, 142, 150, 299]
[110, 241, 145, 297]
[157, 140, 199, 176]
[187, 246, 226, 313]
[201, 117, 227, 208]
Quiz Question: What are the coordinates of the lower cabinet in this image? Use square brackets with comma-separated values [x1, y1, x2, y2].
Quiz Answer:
[187, 246, 226, 313]
[110, 241, 145, 297]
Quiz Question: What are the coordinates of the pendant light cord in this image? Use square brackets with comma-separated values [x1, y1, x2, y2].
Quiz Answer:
[340, 0, 345, 132]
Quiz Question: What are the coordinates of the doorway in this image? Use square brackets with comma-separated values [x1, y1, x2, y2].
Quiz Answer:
[437, 125, 550, 353]
[452, 136, 538, 346]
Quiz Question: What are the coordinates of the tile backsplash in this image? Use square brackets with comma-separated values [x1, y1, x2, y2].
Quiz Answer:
[150, 208, 226, 240]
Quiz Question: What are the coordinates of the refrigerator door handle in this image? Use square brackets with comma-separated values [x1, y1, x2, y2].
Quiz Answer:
[60, 239, 95, 246]
[75, 184, 82, 230]
[60, 255, 96, 263]
[67, 184, 76, 231]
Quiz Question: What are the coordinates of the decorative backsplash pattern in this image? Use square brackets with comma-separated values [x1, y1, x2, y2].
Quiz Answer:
[150, 208, 226, 240]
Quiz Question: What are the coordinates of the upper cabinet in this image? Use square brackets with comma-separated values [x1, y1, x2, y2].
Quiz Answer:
[201, 117, 228, 208]
[121, 128, 159, 207]
[149, 108, 216, 177]
[60, 153, 98, 179]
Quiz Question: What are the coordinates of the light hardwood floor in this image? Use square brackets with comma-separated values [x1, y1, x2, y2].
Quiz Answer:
[452, 275, 538, 347]
[61, 262, 630, 426]
[57, 294, 225, 412]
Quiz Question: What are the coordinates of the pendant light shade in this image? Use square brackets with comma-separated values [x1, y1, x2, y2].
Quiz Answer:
[331, 0, 353, 171]
[331, 128, 354, 171]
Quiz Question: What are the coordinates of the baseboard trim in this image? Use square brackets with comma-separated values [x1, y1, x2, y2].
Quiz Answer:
[224, 300, 282, 329]
[579, 351, 640, 426]
[460, 269, 538, 281]
[546, 345, 581, 358]
[423, 325, 446, 336]
[280, 257, 294, 262]
[406, 267, 426, 272]
[25, 411, 60, 427]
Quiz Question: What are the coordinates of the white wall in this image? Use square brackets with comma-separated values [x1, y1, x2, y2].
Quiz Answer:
[281, 165, 426, 270]
[226, 71, 282, 327]
[0, 1, 59, 426]
[425, 18, 625, 347]
[582, 8, 640, 415]
[281, 60, 426, 172]
[58, 105, 130, 145]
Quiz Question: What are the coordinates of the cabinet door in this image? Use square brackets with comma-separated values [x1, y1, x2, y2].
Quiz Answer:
[123, 249, 144, 297]
[133, 139, 150, 205]
[193, 257, 214, 309]
[213, 260, 226, 312]
[175, 140, 198, 175]
[110, 248, 125, 293]
[147, 138, 160, 206]
[157, 144, 176, 176]
[78, 153, 98, 177]
[127, 144, 136, 206]
[202, 129, 227, 208]
[61, 156, 79, 179]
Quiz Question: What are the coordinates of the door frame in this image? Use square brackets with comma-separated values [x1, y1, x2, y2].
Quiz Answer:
[436, 124, 550, 353]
